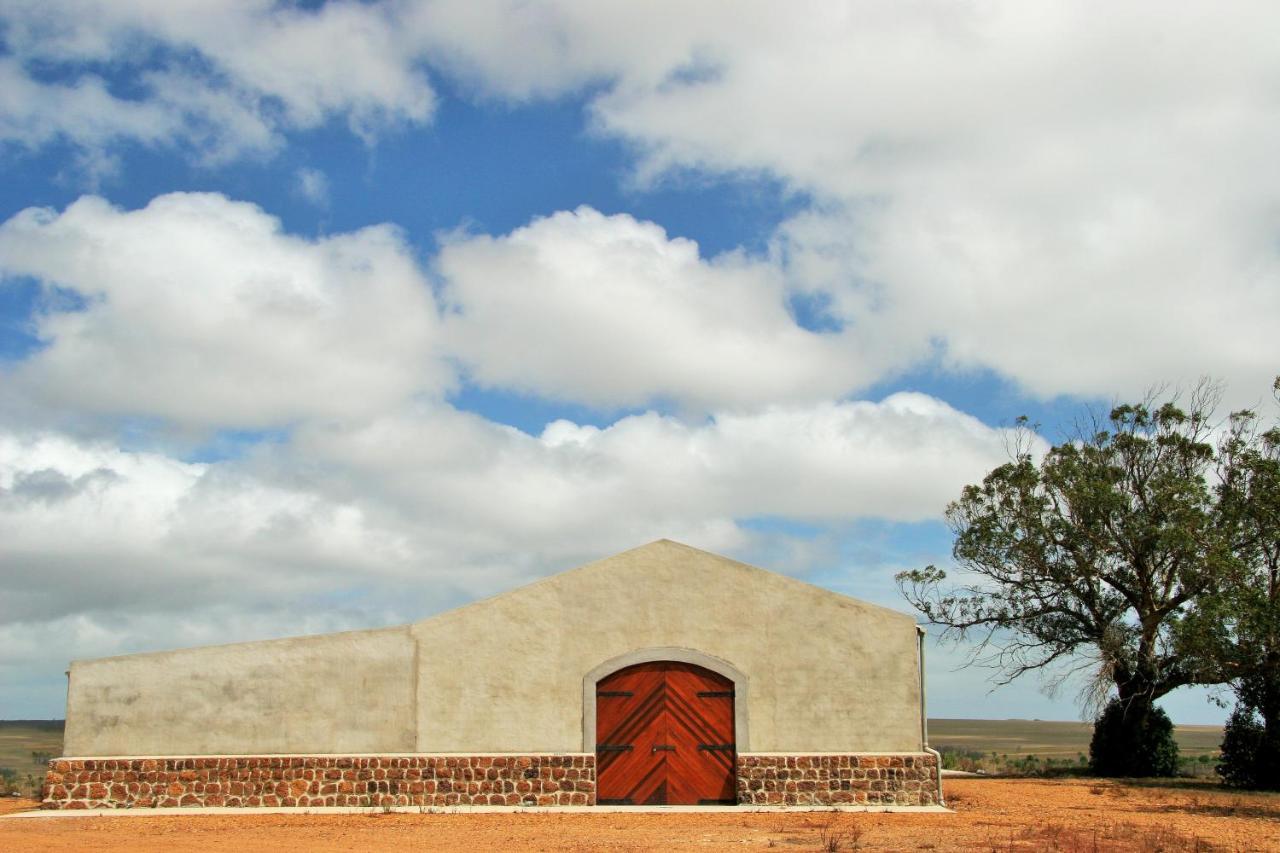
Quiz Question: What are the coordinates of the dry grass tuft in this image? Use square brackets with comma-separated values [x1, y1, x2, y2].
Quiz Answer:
[986, 819, 1217, 852]
[814, 818, 864, 851]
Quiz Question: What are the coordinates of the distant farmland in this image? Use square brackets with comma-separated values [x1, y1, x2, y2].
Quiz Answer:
[0, 721, 63, 795]
[928, 718, 1223, 759]
[2, 718, 1226, 767]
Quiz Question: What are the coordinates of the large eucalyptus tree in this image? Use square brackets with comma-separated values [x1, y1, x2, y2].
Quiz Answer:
[898, 387, 1235, 776]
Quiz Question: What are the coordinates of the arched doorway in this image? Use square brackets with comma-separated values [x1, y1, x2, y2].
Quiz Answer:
[594, 661, 736, 805]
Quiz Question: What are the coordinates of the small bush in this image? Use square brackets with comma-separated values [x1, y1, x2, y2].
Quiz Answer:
[1089, 699, 1179, 777]
[938, 746, 985, 772]
[1218, 704, 1280, 790]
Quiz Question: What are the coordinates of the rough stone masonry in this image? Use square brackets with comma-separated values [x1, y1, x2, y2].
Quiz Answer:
[735, 754, 940, 807]
[43, 752, 939, 809]
[43, 755, 595, 809]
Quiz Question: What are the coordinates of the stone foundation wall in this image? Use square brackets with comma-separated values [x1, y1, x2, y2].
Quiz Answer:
[42, 754, 595, 810]
[43, 751, 938, 809]
[735, 753, 940, 806]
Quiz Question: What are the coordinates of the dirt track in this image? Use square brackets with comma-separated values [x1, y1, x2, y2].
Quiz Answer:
[3, 777, 1278, 851]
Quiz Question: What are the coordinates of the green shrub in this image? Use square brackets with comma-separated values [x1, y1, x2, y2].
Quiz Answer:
[938, 745, 985, 772]
[1089, 699, 1179, 777]
[1217, 704, 1280, 790]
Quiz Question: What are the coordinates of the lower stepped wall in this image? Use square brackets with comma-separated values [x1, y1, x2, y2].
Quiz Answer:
[42, 755, 595, 809]
[43, 752, 938, 809]
[736, 754, 940, 807]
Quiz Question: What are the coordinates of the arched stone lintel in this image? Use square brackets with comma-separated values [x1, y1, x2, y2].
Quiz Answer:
[581, 646, 749, 752]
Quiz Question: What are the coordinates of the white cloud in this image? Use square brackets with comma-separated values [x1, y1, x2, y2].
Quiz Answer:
[410, 0, 1280, 406]
[0, 430, 421, 628]
[0, 390, 1025, 639]
[0, 56, 177, 150]
[438, 206, 859, 410]
[6, 3, 1276, 402]
[277, 392, 1029, 571]
[294, 167, 330, 207]
[0, 57, 274, 176]
[401, 0, 703, 101]
[0, 0, 435, 162]
[5, 2, 1275, 725]
[0, 193, 447, 430]
[0, 390, 1026, 714]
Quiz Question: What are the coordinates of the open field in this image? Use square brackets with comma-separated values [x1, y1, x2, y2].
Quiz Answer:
[930, 718, 1225, 760]
[1, 719, 1267, 851]
[1, 717, 1229, 763]
[0, 722, 63, 796]
[3, 777, 1278, 851]
[0, 718, 1229, 793]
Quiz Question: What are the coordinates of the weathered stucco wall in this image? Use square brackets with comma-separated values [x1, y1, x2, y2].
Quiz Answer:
[63, 627, 416, 757]
[412, 540, 923, 753]
[61, 540, 923, 758]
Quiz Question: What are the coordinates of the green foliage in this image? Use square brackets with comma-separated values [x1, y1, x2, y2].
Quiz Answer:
[1089, 699, 1179, 777]
[0, 766, 17, 796]
[938, 745, 985, 771]
[894, 382, 1280, 783]
[899, 392, 1230, 695]
[935, 745, 1087, 777]
[898, 387, 1234, 748]
[1178, 378, 1280, 787]
[1218, 704, 1280, 790]
[897, 379, 1280, 783]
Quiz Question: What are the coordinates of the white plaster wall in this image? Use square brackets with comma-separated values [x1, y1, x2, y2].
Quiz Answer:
[61, 541, 923, 757]
[63, 626, 416, 756]
[412, 540, 922, 753]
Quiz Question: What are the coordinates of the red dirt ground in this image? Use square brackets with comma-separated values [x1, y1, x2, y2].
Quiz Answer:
[2, 776, 1278, 851]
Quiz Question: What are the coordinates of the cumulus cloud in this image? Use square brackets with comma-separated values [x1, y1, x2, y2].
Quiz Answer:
[437, 206, 860, 410]
[6, 3, 1276, 401]
[0, 391, 1027, 665]
[0, 0, 435, 163]
[0, 57, 199, 159]
[411, 0, 1280, 405]
[6, 2, 1274, 724]
[0, 389, 1027, 714]
[272, 392, 1032, 571]
[0, 431, 420, 627]
[0, 193, 446, 430]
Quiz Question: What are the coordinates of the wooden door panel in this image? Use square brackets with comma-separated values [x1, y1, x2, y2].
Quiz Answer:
[596, 663, 666, 804]
[595, 661, 736, 806]
[665, 663, 735, 804]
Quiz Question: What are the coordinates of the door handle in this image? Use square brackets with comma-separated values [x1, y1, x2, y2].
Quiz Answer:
[652, 744, 675, 753]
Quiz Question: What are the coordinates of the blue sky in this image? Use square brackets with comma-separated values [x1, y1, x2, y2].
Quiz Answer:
[2, 1, 1278, 725]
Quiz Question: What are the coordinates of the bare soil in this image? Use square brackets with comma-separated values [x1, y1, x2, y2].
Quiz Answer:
[2, 776, 1278, 852]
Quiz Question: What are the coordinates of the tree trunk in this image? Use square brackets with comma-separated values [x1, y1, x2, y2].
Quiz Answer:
[1257, 653, 1280, 789]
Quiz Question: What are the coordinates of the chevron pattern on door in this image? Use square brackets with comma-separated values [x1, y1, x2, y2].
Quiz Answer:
[595, 661, 735, 805]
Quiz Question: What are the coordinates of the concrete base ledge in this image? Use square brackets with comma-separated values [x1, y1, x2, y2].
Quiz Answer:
[8, 804, 954, 818]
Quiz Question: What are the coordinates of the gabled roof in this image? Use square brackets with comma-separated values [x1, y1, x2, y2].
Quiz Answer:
[412, 538, 916, 628]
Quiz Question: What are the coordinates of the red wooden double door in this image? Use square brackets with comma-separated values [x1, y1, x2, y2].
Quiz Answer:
[595, 661, 736, 805]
